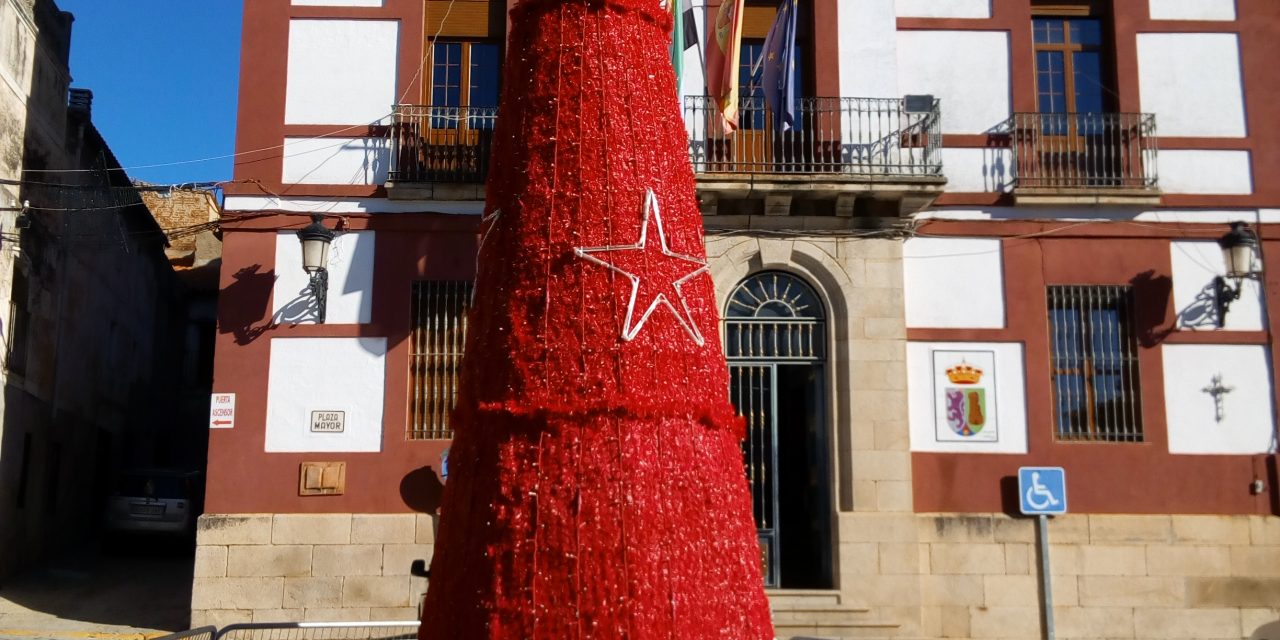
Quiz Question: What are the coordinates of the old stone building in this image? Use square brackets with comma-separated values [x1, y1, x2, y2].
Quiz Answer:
[0, 0, 198, 580]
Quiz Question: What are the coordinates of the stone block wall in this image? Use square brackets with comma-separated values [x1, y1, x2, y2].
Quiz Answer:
[191, 513, 435, 627]
[911, 513, 1280, 640]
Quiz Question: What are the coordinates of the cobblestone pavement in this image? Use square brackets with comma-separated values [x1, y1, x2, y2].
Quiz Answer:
[0, 541, 193, 640]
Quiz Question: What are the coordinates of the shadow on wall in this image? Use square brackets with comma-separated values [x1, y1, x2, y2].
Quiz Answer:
[400, 464, 445, 514]
[219, 265, 330, 345]
[219, 265, 274, 345]
[1253, 620, 1280, 640]
[1129, 270, 1174, 347]
[1175, 281, 1223, 330]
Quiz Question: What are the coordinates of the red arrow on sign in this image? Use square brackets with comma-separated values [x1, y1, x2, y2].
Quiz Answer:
[212, 420, 232, 426]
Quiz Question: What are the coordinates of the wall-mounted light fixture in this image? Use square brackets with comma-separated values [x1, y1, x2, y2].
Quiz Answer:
[297, 214, 336, 324]
[1213, 221, 1262, 328]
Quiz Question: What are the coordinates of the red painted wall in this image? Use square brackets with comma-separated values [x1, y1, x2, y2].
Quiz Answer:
[912, 221, 1280, 516]
[207, 213, 479, 514]
[901, 0, 1280, 210]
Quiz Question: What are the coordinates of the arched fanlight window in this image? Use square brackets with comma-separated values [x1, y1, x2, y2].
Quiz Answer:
[724, 271, 825, 360]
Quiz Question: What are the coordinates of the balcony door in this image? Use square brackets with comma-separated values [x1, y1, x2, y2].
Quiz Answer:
[1028, 6, 1133, 187]
[704, 2, 810, 174]
[725, 272, 832, 590]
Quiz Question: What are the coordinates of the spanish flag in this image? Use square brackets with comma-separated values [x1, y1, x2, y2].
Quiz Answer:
[705, 0, 745, 134]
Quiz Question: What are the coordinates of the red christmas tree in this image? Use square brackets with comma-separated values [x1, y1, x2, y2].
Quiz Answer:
[419, 0, 775, 637]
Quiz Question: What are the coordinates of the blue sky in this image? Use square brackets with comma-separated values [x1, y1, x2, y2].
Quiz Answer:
[56, 0, 243, 186]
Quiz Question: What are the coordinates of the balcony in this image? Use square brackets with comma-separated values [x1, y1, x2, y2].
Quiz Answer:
[386, 105, 497, 200]
[1006, 112, 1159, 204]
[686, 95, 946, 221]
[386, 97, 948, 219]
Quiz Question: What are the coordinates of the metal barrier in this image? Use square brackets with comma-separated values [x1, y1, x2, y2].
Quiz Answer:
[214, 621, 419, 640]
[153, 627, 218, 640]
[1007, 112, 1158, 190]
[684, 95, 942, 177]
[389, 105, 498, 184]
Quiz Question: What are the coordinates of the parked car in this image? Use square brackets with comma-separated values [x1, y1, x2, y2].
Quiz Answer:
[104, 469, 203, 538]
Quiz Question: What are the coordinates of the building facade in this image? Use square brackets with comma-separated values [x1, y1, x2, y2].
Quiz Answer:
[202, 0, 1280, 637]
[0, 0, 198, 580]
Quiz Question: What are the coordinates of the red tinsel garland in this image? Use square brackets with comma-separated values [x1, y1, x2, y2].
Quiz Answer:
[419, 0, 774, 637]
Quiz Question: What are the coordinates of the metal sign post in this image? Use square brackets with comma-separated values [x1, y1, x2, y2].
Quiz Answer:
[1019, 467, 1068, 640]
[1037, 514, 1055, 640]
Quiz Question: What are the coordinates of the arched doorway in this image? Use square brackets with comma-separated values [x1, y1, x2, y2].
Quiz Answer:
[725, 271, 833, 589]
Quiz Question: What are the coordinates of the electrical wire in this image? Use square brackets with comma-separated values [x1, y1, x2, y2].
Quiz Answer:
[22, 0, 463, 178]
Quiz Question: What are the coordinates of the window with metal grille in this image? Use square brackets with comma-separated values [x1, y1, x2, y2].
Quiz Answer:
[408, 280, 472, 440]
[1047, 285, 1143, 442]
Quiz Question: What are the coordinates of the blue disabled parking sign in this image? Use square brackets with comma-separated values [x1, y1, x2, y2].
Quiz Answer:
[1019, 467, 1068, 515]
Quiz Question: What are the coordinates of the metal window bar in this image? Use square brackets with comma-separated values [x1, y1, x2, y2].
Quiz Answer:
[1047, 285, 1143, 442]
[408, 280, 473, 440]
[724, 319, 825, 361]
[389, 105, 498, 183]
[684, 95, 942, 176]
[215, 621, 419, 640]
[1008, 112, 1158, 190]
[730, 363, 779, 588]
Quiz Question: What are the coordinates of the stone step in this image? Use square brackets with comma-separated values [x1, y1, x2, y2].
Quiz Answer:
[766, 589, 904, 639]
[766, 589, 848, 609]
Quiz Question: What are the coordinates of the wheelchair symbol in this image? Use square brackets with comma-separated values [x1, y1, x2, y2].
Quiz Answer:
[1024, 472, 1061, 511]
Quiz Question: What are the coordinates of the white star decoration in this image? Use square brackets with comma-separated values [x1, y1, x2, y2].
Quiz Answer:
[574, 188, 709, 346]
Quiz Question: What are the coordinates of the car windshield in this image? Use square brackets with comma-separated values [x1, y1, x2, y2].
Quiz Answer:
[116, 474, 187, 499]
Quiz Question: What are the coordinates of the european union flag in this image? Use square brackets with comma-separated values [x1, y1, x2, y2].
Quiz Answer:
[760, 0, 798, 132]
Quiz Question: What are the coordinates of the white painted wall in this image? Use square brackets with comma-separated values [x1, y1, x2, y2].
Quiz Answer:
[273, 231, 376, 324]
[265, 337, 388, 453]
[285, 19, 399, 125]
[1162, 344, 1276, 455]
[895, 0, 991, 18]
[898, 31, 1009, 134]
[281, 137, 390, 185]
[904, 237, 1005, 329]
[294, 0, 382, 5]
[913, 207, 1277, 224]
[1149, 0, 1236, 21]
[940, 147, 1012, 193]
[1137, 33, 1246, 137]
[1159, 150, 1253, 195]
[838, 0, 899, 99]
[907, 341, 1028, 454]
[1170, 240, 1265, 331]
[224, 195, 484, 215]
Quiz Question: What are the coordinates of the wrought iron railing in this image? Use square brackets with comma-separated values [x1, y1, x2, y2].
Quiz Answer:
[388, 97, 942, 183]
[1007, 112, 1158, 190]
[684, 95, 942, 176]
[389, 105, 498, 183]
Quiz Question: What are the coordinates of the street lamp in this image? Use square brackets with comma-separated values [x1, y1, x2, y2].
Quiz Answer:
[1213, 221, 1261, 328]
[297, 214, 336, 323]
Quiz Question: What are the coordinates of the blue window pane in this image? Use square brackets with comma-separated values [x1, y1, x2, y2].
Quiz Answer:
[432, 43, 463, 108]
[1036, 51, 1066, 115]
[739, 41, 766, 129]
[1072, 51, 1105, 114]
[1033, 18, 1064, 44]
[469, 43, 500, 108]
[1069, 19, 1102, 47]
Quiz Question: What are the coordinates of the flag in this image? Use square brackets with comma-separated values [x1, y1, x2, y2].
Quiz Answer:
[705, 0, 745, 134]
[669, 0, 684, 92]
[760, 0, 798, 131]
